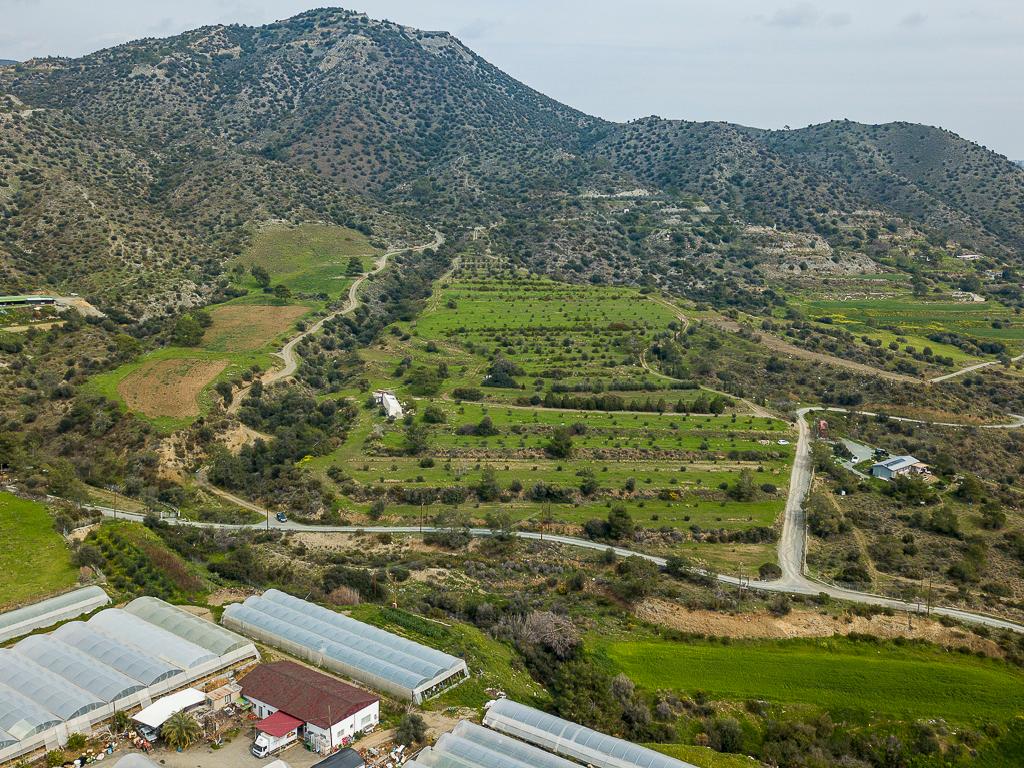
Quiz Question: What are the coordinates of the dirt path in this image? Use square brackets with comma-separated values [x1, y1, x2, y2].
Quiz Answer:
[228, 229, 444, 412]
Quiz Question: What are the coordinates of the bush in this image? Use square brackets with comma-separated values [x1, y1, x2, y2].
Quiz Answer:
[758, 562, 782, 580]
[395, 714, 428, 746]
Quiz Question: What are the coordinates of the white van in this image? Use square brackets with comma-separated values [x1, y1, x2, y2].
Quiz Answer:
[251, 729, 297, 758]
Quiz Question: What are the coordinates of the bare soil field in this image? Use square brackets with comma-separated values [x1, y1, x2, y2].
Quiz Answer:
[635, 598, 1002, 656]
[118, 358, 228, 418]
[203, 304, 310, 351]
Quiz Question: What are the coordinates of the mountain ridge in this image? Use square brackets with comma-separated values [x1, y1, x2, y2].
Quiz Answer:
[2, 7, 1023, 313]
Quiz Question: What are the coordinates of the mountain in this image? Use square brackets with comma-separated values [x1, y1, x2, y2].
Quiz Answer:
[0, 60, 16, 66]
[2, 7, 1023, 313]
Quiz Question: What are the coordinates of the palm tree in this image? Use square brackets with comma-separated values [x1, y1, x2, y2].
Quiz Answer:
[161, 711, 202, 750]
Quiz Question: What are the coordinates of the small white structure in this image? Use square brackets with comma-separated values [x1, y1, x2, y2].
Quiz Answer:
[373, 390, 404, 419]
[871, 455, 929, 481]
[132, 687, 206, 739]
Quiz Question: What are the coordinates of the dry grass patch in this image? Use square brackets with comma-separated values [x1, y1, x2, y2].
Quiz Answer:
[203, 304, 310, 352]
[118, 357, 228, 418]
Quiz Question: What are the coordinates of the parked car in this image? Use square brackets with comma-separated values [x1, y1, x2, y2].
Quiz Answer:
[275, 512, 288, 523]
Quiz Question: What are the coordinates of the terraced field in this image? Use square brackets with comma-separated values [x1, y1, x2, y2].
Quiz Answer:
[309, 256, 796, 570]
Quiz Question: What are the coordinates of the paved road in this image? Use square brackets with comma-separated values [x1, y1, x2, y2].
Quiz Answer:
[229, 230, 444, 412]
[929, 352, 1024, 383]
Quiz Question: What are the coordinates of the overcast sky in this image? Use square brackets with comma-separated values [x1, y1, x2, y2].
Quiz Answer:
[2, 0, 1022, 159]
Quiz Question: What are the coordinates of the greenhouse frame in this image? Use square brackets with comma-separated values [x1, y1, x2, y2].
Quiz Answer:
[0, 586, 110, 643]
[0, 597, 258, 765]
[222, 589, 468, 702]
[482, 699, 699, 768]
[406, 720, 581, 768]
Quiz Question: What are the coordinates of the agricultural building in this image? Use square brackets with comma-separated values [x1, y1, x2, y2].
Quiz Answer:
[241, 661, 378, 755]
[870, 455, 929, 480]
[406, 720, 579, 768]
[312, 747, 366, 768]
[0, 585, 110, 643]
[0, 295, 55, 307]
[221, 589, 468, 702]
[0, 597, 257, 765]
[482, 698, 698, 768]
[372, 390, 404, 419]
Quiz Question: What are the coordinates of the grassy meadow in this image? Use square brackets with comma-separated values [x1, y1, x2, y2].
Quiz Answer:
[599, 635, 1024, 725]
[0, 493, 78, 608]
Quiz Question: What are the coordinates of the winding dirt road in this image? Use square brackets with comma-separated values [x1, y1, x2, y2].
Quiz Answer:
[228, 230, 444, 412]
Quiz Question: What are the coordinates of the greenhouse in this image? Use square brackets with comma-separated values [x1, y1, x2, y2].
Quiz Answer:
[124, 596, 253, 656]
[222, 589, 468, 702]
[0, 597, 258, 765]
[482, 699, 698, 768]
[0, 585, 110, 643]
[406, 720, 580, 768]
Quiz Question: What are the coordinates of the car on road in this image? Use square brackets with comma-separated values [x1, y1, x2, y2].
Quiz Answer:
[275, 512, 288, 523]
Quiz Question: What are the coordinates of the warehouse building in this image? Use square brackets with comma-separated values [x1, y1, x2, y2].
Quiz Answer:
[482, 698, 698, 768]
[241, 660, 379, 755]
[0, 586, 110, 644]
[222, 589, 468, 702]
[0, 597, 258, 765]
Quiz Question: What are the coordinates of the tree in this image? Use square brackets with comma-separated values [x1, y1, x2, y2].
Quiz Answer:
[481, 356, 524, 388]
[346, 256, 363, 275]
[162, 711, 202, 750]
[422, 405, 446, 423]
[171, 314, 204, 346]
[727, 468, 756, 501]
[476, 465, 501, 501]
[272, 283, 292, 299]
[607, 504, 634, 539]
[485, 508, 514, 535]
[395, 713, 427, 746]
[215, 380, 233, 406]
[545, 426, 574, 459]
[578, 469, 598, 496]
[251, 265, 271, 288]
[403, 421, 429, 456]
[980, 502, 1006, 530]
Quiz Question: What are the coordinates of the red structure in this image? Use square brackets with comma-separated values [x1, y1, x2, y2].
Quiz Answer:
[816, 419, 829, 439]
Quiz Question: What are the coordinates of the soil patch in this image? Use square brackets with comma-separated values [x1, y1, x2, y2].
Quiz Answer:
[119, 357, 228, 418]
[204, 304, 310, 351]
[636, 598, 1002, 656]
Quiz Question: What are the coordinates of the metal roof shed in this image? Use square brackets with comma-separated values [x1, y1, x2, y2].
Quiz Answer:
[132, 688, 206, 729]
[483, 699, 698, 768]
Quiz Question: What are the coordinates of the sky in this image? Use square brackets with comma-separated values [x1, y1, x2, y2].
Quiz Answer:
[1, 0, 1022, 159]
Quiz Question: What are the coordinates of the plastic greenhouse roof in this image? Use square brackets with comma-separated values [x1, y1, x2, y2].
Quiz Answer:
[52, 622, 182, 686]
[0, 586, 109, 641]
[13, 635, 147, 703]
[0, 650, 104, 721]
[124, 597, 252, 656]
[0, 727, 15, 750]
[449, 721, 578, 768]
[223, 601, 424, 691]
[87, 609, 218, 669]
[247, 595, 442, 679]
[0, 682, 63, 740]
[483, 699, 698, 768]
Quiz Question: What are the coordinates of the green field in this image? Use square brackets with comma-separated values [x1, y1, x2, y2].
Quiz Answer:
[86, 224, 378, 432]
[798, 295, 1024, 365]
[600, 636, 1024, 725]
[0, 493, 78, 609]
[647, 743, 761, 768]
[233, 222, 375, 299]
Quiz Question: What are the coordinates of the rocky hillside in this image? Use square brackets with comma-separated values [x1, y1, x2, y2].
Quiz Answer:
[2, 7, 1023, 311]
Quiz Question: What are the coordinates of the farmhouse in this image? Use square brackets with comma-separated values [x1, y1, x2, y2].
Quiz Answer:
[871, 455, 929, 481]
[372, 390, 404, 419]
[241, 661, 379, 756]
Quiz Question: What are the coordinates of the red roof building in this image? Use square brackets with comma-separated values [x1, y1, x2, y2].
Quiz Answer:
[241, 661, 380, 752]
[257, 710, 304, 737]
